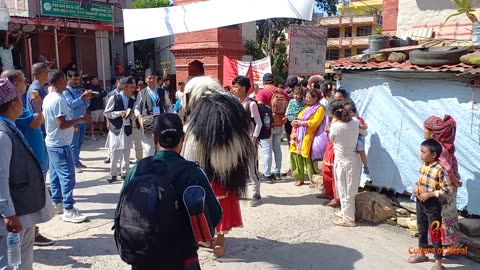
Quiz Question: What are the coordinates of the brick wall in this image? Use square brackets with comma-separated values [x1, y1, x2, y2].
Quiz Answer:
[382, 0, 398, 35]
[396, 0, 479, 35]
[6, 0, 28, 16]
[172, 0, 245, 85]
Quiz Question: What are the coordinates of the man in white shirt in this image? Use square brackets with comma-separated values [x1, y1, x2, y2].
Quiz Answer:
[134, 73, 172, 157]
[43, 70, 91, 223]
[231, 75, 263, 207]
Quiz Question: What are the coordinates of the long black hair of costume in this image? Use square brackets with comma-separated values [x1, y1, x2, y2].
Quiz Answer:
[184, 91, 254, 196]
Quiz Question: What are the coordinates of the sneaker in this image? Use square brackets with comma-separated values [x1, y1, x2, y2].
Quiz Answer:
[75, 166, 83, 173]
[250, 194, 262, 207]
[89, 135, 97, 141]
[53, 203, 63, 214]
[78, 162, 87, 168]
[34, 233, 55, 246]
[363, 166, 370, 175]
[104, 157, 111, 164]
[62, 208, 87, 223]
[108, 176, 118, 183]
[273, 172, 281, 181]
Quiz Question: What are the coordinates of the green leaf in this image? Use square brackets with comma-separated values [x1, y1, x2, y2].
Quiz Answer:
[132, 0, 170, 9]
[442, 11, 464, 26]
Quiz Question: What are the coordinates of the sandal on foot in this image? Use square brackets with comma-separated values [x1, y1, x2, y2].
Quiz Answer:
[333, 219, 356, 227]
[316, 193, 333, 199]
[324, 199, 340, 207]
[407, 254, 429, 264]
[294, 181, 304, 186]
[334, 211, 342, 218]
[198, 241, 212, 248]
[309, 183, 316, 188]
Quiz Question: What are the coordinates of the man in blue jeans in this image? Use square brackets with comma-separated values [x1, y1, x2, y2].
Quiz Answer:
[63, 70, 92, 173]
[43, 70, 91, 223]
[256, 73, 290, 183]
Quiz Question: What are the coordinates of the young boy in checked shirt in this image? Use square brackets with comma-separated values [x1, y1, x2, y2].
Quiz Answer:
[408, 139, 451, 270]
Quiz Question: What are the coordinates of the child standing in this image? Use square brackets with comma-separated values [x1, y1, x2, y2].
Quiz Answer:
[285, 88, 305, 176]
[286, 88, 305, 124]
[344, 103, 369, 176]
[408, 139, 451, 270]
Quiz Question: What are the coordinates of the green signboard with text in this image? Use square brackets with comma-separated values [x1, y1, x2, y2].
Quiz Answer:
[41, 0, 113, 22]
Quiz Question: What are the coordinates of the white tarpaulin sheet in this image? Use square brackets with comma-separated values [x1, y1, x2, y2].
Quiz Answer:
[123, 0, 315, 42]
[341, 73, 480, 214]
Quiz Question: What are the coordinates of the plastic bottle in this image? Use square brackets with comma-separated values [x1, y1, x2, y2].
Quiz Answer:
[7, 232, 21, 268]
[263, 113, 271, 128]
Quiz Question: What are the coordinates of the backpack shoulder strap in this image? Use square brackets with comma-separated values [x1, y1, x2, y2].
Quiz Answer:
[134, 156, 153, 177]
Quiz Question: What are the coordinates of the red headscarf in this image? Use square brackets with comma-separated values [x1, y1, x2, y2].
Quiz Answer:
[423, 115, 457, 154]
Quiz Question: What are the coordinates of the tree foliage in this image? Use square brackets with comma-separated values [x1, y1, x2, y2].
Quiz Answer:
[132, 0, 170, 9]
[251, 0, 337, 84]
[316, 0, 338, 17]
[132, 0, 170, 72]
[272, 35, 288, 85]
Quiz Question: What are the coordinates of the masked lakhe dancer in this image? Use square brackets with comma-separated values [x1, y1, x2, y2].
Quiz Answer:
[181, 76, 254, 257]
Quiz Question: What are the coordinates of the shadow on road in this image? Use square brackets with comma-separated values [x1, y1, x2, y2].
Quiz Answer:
[211, 236, 363, 270]
[34, 234, 118, 268]
[262, 194, 321, 206]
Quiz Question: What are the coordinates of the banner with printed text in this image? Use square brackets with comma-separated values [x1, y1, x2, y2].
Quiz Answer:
[223, 56, 272, 89]
[288, 25, 328, 76]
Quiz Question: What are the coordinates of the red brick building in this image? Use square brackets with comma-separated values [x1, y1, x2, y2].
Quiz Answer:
[170, 0, 245, 85]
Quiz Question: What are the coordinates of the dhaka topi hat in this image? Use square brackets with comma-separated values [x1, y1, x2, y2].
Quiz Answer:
[0, 78, 18, 106]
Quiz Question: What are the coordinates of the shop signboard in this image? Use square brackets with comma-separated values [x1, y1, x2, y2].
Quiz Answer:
[41, 0, 113, 22]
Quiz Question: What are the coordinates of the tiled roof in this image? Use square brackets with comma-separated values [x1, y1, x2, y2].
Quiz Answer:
[331, 57, 480, 75]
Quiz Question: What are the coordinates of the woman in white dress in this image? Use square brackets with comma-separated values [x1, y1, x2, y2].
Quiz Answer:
[329, 101, 365, 227]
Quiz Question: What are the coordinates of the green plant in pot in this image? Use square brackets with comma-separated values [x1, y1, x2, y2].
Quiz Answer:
[443, 0, 480, 47]
[368, 27, 391, 55]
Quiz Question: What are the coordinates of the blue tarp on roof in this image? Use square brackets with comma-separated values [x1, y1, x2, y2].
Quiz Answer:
[341, 73, 480, 214]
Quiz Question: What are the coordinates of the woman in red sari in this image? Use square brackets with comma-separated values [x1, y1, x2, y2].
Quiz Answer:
[182, 76, 253, 258]
[318, 138, 340, 206]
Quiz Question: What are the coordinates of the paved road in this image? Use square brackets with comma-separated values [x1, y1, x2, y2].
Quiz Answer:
[34, 138, 477, 270]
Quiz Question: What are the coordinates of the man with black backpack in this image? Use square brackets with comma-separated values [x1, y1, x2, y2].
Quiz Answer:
[115, 113, 222, 270]
[231, 75, 268, 207]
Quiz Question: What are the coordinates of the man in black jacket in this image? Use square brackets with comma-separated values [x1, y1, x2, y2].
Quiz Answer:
[88, 75, 107, 139]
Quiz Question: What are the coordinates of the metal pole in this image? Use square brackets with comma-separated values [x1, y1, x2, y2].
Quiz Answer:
[100, 32, 106, 88]
[28, 38, 33, 79]
[54, 28, 60, 69]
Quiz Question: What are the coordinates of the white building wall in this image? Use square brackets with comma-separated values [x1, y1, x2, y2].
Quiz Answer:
[397, 0, 480, 34]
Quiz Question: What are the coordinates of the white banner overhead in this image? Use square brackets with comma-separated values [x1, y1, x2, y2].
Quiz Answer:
[123, 0, 315, 42]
